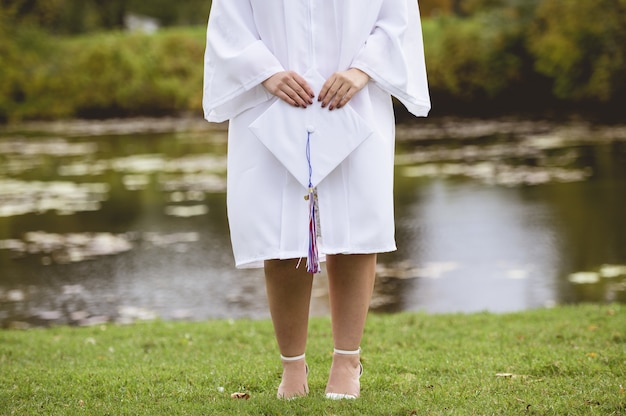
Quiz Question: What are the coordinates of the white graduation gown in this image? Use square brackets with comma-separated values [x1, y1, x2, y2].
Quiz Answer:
[203, 0, 430, 268]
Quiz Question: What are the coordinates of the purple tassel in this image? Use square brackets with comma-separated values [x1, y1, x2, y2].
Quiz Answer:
[305, 129, 320, 274]
[307, 186, 320, 274]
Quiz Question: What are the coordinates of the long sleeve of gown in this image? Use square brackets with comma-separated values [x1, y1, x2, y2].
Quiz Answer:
[350, 0, 431, 117]
[202, 0, 285, 122]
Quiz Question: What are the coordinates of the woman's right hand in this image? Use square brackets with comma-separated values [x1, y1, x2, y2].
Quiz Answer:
[262, 71, 315, 108]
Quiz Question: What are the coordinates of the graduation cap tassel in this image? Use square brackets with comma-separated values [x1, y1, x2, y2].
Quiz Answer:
[305, 130, 321, 274]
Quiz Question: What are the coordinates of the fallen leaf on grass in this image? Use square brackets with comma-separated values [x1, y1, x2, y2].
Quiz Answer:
[230, 392, 250, 400]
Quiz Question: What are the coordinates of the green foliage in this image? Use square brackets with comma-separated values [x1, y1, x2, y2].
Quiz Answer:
[0, 10, 18, 122]
[1, 27, 206, 122]
[127, 0, 212, 27]
[1, 0, 126, 33]
[0, 0, 212, 34]
[528, 0, 626, 102]
[423, 0, 626, 113]
[418, 0, 454, 17]
[424, 12, 524, 100]
[2, 0, 626, 121]
[0, 14, 64, 122]
[0, 305, 624, 414]
[458, 0, 535, 16]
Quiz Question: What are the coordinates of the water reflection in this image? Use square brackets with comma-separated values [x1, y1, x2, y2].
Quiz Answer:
[390, 179, 562, 312]
[0, 121, 625, 327]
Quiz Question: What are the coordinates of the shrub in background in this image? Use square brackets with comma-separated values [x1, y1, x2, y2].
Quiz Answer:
[528, 0, 626, 103]
[2, 28, 206, 121]
[0, 0, 212, 34]
[424, 13, 523, 100]
[2, 0, 626, 122]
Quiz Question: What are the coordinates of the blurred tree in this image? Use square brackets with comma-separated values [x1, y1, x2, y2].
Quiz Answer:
[419, 0, 454, 17]
[127, 0, 211, 26]
[0, 0, 211, 34]
[528, 0, 626, 102]
[2, 0, 626, 121]
[425, 13, 524, 101]
[459, 0, 506, 15]
[0, 0, 58, 26]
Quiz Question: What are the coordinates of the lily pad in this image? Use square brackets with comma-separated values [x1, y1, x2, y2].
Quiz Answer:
[568, 272, 601, 284]
[599, 264, 626, 278]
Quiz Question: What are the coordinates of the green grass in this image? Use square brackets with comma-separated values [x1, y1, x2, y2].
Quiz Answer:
[1, 304, 624, 415]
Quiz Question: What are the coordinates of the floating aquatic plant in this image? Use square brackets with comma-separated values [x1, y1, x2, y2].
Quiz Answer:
[401, 162, 591, 186]
[164, 204, 208, 217]
[0, 231, 202, 265]
[0, 179, 109, 217]
[568, 272, 601, 284]
[599, 264, 626, 278]
[568, 265, 626, 285]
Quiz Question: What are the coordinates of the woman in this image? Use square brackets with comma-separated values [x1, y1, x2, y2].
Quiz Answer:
[203, 0, 429, 399]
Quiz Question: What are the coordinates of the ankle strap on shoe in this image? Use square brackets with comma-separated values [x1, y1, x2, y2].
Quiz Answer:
[333, 347, 361, 355]
[280, 353, 306, 361]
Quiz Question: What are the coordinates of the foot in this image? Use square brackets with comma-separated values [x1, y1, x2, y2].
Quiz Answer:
[277, 354, 309, 399]
[325, 348, 362, 399]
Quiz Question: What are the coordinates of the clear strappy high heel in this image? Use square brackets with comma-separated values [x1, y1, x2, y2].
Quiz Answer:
[325, 348, 362, 400]
[277, 353, 309, 399]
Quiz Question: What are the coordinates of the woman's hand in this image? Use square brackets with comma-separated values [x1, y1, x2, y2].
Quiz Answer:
[262, 71, 315, 107]
[318, 68, 370, 110]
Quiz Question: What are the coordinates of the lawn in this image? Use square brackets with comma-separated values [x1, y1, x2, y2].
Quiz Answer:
[1, 304, 624, 415]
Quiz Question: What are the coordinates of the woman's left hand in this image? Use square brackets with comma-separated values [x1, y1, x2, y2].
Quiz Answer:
[318, 68, 370, 110]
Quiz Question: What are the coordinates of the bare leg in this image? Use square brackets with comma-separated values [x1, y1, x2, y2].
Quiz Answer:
[325, 253, 377, 398]
[264, 259, 314, 398]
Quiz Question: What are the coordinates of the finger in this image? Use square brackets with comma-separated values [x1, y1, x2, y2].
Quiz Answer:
[328, 94, 342, 110]
[275, 82, 303, 107]
[285, 78, 313, 106]
[337, 83, 360, 108]
[336, 87, 356, 109]
[291, 72, 315, 100]
[329, 84, 351, 110]
[321, 83, 342, 108]
[275, 90, 299, 107]
[262, 71, 312, 107]
[318, 76, 337, 105]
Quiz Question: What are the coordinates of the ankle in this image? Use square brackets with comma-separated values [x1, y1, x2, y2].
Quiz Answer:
[333, 348, 360, 367]
[281, 353, 306, 362]
[280, 353, 307, 372]
[333, 347, 360, 355]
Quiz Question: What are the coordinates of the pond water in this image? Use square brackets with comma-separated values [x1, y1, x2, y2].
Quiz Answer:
[1, 119, 625, 327]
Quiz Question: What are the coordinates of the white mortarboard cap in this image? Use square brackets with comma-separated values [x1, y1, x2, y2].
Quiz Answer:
[249, 69, 373, 189]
